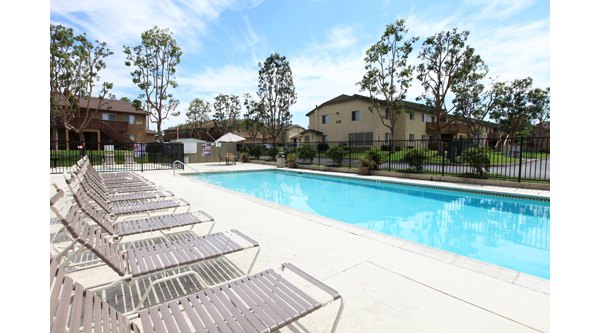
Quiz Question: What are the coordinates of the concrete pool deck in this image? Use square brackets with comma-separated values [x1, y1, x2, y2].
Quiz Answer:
[50, 162, 550, 332]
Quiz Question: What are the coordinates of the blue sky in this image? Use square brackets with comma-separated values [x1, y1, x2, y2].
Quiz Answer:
[50, 0, 550, 130]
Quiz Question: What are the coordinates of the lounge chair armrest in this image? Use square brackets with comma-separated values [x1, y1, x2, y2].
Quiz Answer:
[230, 229, 259, 247]
[50, 186, 65, 206]
[282, 263, 341, 300]
[178, 198, 190, 206]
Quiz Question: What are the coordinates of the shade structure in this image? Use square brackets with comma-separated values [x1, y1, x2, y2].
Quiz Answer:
[215, 132, 246, 143]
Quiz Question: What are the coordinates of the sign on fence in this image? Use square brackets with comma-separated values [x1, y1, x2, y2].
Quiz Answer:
[134, 143, 146, 157]
[202, 143, 212, 157]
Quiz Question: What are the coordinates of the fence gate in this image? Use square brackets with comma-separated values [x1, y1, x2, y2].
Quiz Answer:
[50, 141, 184, 174]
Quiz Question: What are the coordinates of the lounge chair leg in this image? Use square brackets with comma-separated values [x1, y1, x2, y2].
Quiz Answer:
[330, 297, 345, 333]
[126, 269, 208, 315]
[247, 246, 260, 275]
[206, 221, 215, 234]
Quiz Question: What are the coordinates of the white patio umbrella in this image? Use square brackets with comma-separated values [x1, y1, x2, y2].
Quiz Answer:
[215, 132, 246, 143]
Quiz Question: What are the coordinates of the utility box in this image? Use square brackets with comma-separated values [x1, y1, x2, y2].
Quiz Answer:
[276, 154, 285, 168]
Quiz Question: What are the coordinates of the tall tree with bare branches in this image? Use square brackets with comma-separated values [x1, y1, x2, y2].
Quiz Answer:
[417, 28, 472, 141]
[50, 24, 114, 145]
[124, 26, 182, 142]
[358, 19, 418, 151]
[257, 53, 297, 145]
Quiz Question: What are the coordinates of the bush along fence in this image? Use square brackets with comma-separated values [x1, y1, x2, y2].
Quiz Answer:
[237, 136, 550, 183]
[50, 140, 184, 174]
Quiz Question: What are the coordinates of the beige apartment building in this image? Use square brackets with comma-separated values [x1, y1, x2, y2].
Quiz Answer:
[302, 94, 502, 145]
[303, 94, 436, 144]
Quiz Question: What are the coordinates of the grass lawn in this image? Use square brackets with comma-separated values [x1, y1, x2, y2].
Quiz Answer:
[349, 149, 549, 166]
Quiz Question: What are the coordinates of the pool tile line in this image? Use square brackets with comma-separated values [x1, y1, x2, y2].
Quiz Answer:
[282, 168, 550, 202]
[193, 175, 550, 295]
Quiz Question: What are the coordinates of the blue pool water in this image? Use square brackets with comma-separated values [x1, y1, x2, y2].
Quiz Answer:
[195, 170, 550, 279]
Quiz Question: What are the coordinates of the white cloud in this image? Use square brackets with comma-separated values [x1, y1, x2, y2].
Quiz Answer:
[404, 3, 549, 89]
[50, 0, 259, 53]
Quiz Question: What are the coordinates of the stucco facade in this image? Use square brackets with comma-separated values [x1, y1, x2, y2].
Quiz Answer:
[305, 94, 435, 143]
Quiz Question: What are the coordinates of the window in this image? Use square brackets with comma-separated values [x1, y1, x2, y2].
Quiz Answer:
[384, 108, 390, 119]
[351, 110, 360, 121]
[384, 133, 391, 144]
[102, 113, 116, 121]
[129, 134, 136, 141]
[128, 115, 136, 124]
[430, 116, 435, 122]
[322, 135, 328, 143]
[322, 115, 329, 124]
[409, 112, 415, 120]
[422, 114, 426, 122]
[409, 134, 415, 141]
[348, 132, 373, 145]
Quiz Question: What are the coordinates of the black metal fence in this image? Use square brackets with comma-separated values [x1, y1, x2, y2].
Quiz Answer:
[238, 136, 550, 183]
[50, 140, 184, 174]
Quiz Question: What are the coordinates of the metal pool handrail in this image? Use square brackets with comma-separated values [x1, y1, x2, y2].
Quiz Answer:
[173, 160, 206, 177]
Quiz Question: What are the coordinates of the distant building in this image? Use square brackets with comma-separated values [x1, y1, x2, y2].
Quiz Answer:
[303, 94, 502, 144]
[51, 97, 156, 145]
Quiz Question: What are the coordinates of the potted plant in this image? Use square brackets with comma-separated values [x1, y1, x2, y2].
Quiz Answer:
[357, 156, 376, 175]
[239, 151, 249, 163]
[286, 153, 298, 168]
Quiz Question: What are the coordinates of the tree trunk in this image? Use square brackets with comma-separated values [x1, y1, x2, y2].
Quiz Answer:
[52, 127, 59, 150]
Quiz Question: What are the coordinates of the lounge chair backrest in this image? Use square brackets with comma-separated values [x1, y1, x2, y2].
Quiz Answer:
[63, 205, 127, 276]
[50, 256, 139, 333]
[51, 191, 127, 276]
[75, 196, 116, 235]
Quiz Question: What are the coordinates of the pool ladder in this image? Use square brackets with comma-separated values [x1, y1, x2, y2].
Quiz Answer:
[172, 160, 206, 177]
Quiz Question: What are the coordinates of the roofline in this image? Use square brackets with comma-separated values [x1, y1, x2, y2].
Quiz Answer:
[306, 93, 433, 116]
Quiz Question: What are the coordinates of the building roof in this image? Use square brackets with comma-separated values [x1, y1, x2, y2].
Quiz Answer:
[81, 97, 149, 115]
[298, 129, 324, 136]
[305, 94, 434, 116]
[54, 95, 149, 115]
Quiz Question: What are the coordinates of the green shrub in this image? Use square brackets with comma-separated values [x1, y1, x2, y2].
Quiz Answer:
[402, 148, 427, 173]
[326, 145, 347, 166]
[365, 147, 384, 170]
[248, 145, 263, 159]
[358, 156, 376, 169]
[317, 142, 329, 152]
[461, 147, 492, 177]
[296, 144, 316, 164]
[286, 152, 298, 162]
[265, 147, 278, 160]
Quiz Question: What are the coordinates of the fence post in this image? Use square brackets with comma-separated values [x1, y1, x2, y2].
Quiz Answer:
[441, 140, 446, 177]
[348, 140, 352, 169]
[517, 136, 524, 182]
[388, 141, 391, 172]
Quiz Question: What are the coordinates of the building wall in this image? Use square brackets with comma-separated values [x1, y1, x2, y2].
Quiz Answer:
[308, 99, 390, 142]
[396, 109, 430, 141]
[308, 98, 433, 142]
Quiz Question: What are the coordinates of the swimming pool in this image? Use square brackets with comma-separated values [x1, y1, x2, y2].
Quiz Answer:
[194, 170, 550, 279]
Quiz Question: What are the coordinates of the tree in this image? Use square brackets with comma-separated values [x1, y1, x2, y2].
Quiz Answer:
[242, 93, 266, 143]
[124, 26, 182, 142]
[358, 19, 418, 151]
[257, 53, 297, 145]
[450, 50, 497, 139]
[527, 87, 550, 134]
[490, 77, 535, 139]
[50, 24, 114, 145]
[213, 94, 241, 134]
[416, 28, 472, 141]
[185, 98, 212, 138]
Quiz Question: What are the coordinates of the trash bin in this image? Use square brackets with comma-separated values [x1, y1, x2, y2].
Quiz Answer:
[276, 154, 285, 168]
